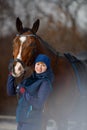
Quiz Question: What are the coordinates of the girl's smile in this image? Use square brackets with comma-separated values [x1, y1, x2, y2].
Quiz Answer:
[35, 62, 47, 74]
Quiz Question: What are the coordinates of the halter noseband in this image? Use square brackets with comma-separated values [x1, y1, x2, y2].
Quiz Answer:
[13, 58, 25, 68]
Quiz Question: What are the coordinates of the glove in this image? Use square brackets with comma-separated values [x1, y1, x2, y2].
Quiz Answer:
[20, 87, 26, 94]
[16, 85, 25, 94]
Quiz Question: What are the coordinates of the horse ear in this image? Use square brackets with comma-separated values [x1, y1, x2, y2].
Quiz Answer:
[16, 17, 23, 33]
[31, 19, 40, 34]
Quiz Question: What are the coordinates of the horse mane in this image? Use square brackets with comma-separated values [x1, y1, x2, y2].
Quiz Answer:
[36, 35, 63, 57]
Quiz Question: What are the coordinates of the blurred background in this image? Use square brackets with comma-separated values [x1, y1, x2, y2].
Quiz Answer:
[0, 0, 87, 129]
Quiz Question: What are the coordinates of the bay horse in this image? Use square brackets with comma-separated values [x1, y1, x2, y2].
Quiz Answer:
[12, 17, 87, 130]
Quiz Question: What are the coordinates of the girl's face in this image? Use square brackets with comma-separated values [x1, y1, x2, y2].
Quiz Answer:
[35, 62, 47, 74]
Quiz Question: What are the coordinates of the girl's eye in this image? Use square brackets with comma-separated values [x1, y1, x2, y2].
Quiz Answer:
[36, 62, 46, 67]
[42, 64, 45, 67]
[37, 63, 40, 65]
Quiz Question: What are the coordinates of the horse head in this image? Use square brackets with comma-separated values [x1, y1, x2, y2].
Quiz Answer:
[12, 17, 40, 77]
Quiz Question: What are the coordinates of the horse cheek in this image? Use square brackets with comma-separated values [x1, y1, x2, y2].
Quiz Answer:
[13, 48, 19, 59]
[22, 50, 29, 63]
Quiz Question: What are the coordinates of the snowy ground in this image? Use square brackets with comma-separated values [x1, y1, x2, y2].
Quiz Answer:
[0, 115, 87, 130]
[0, 115, 17, 130]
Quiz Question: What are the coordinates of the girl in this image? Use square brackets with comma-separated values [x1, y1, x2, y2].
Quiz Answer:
[7, 54, 54, 130]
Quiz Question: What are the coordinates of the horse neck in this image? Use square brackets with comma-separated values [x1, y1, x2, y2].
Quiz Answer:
[37, 36, 56, 54]
[37, 36, 59, 68]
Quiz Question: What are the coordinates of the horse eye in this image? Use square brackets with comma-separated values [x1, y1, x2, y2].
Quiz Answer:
[29, 42, 36, 47]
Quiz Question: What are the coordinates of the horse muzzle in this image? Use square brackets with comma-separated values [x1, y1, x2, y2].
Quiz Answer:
[11, 59, 25, 77]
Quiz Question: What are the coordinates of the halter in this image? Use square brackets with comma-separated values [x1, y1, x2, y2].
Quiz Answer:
[14, 32, 61, 77]
[13, 58, 25, 68]
[16, 33, 37, 38]
[16, 32, 63, 69]
[14, 32, 37, 66]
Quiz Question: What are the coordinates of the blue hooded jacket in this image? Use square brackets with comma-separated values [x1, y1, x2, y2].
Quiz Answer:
[7, 67, 54, 123]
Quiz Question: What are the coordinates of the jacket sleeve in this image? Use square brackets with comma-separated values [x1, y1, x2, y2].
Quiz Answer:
[24, 80, 52, 110]
[7, 75, 16, 96]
